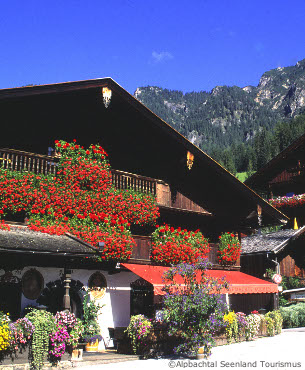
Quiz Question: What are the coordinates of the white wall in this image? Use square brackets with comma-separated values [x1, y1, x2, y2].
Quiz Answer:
[2, 266, 139, 346]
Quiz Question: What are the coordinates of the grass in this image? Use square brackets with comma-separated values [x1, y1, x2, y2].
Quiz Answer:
[236, 172, 248, 182]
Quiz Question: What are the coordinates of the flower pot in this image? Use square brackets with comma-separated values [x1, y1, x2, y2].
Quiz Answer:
[85, 339, 99, 352]
[71, 348, 83, 361]
[196, 346, 206, 360]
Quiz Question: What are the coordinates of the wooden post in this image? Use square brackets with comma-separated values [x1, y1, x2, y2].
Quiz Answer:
[273, 292, 279, 310]
[225, 293, 230, 310]
[63, 268, 71, 311]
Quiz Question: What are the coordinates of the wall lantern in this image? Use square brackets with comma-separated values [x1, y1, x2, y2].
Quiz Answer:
[257, 204, 262, 231]
[187, 151, 194, 170]
[102, 87, 112, 108]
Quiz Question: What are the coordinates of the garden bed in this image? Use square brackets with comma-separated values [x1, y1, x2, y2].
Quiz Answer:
[115, 320, 274, 356]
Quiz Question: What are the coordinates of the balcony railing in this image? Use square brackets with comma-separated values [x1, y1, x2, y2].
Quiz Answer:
[111, 169, 159, 196]
[0, 148, 57, 175]
[0, 148, 209, 214]
[131, 237, 240, 269]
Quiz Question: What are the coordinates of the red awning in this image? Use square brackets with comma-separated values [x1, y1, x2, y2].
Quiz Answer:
[121, 263, 278, 295]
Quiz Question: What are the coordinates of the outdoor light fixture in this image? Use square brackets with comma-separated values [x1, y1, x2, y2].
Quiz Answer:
[102, 87, 112, 108]
[98, 242, 105, 251]
[187, 151, 194, 170]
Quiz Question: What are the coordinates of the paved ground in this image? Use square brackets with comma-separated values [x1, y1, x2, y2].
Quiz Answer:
[73, 328, 305, 370]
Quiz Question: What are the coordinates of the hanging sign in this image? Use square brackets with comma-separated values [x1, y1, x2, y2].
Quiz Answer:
[272, 274, 282, 284]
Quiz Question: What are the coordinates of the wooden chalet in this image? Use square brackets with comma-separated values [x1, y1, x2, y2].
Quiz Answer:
[241, 227, 305, 280]
[0, 79, 288, 339]
[244, 132, 305, 281]
[245, 131, 305, 227]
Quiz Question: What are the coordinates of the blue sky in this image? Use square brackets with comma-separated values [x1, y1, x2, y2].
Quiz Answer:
[1, 0, 305, 94]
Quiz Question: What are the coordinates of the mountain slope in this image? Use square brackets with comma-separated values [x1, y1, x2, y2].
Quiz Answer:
[134, 59, 305, 156]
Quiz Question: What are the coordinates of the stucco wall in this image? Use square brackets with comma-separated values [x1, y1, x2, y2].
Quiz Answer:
[0, 266, 139, 347]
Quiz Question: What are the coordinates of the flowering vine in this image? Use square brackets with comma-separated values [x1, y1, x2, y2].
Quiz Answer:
[151, 224, 210, 265]
[217, 232, 241, 265]
[0, 140, 159, 261]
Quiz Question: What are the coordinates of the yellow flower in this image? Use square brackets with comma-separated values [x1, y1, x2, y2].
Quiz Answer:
[223, 311, 236, 325]
[0, 323, 11, 351]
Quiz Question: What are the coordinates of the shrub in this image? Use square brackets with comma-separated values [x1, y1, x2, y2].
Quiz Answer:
[280, 302, 305, 328]
[266, 310, 282, 334]
[264, 316, 275, 336]
[162, 259, 227, 358]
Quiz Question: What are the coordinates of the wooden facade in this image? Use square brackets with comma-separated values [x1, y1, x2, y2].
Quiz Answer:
[0, 78, 287, 319]
[0, 148, 239, 270]
[246, 132, 305, 198]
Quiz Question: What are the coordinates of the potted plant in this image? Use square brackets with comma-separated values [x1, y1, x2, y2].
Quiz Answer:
[81, 291, 103, 352]
[125, 314, 152, 355]
[83, 335, 103, 352]
[54, 311, 84, 360]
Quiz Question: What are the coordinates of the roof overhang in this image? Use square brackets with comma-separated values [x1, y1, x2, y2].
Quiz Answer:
[241, 225, 305, 255]
[272, 226, 305, 254]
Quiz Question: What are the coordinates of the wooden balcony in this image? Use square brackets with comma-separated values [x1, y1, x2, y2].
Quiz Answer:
[130, 236, 240, 270]
[0, 148, 57, 175]
[0, 148, 210, 215]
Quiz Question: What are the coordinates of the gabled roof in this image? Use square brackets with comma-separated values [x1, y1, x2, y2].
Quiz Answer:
[241, 226, 305, 255]
[245, 131, 305, 190]
[0, 78, 288, 229]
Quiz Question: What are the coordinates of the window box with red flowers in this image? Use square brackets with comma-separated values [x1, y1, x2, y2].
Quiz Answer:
[151, 225, 210, 265]
[0, 140, 159, 262]
[217, 232, 241, 266]
[269, 193, 305, 209]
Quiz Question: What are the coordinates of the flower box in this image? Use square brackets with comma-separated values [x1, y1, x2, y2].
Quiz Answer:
[85, 339, 99, 352]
